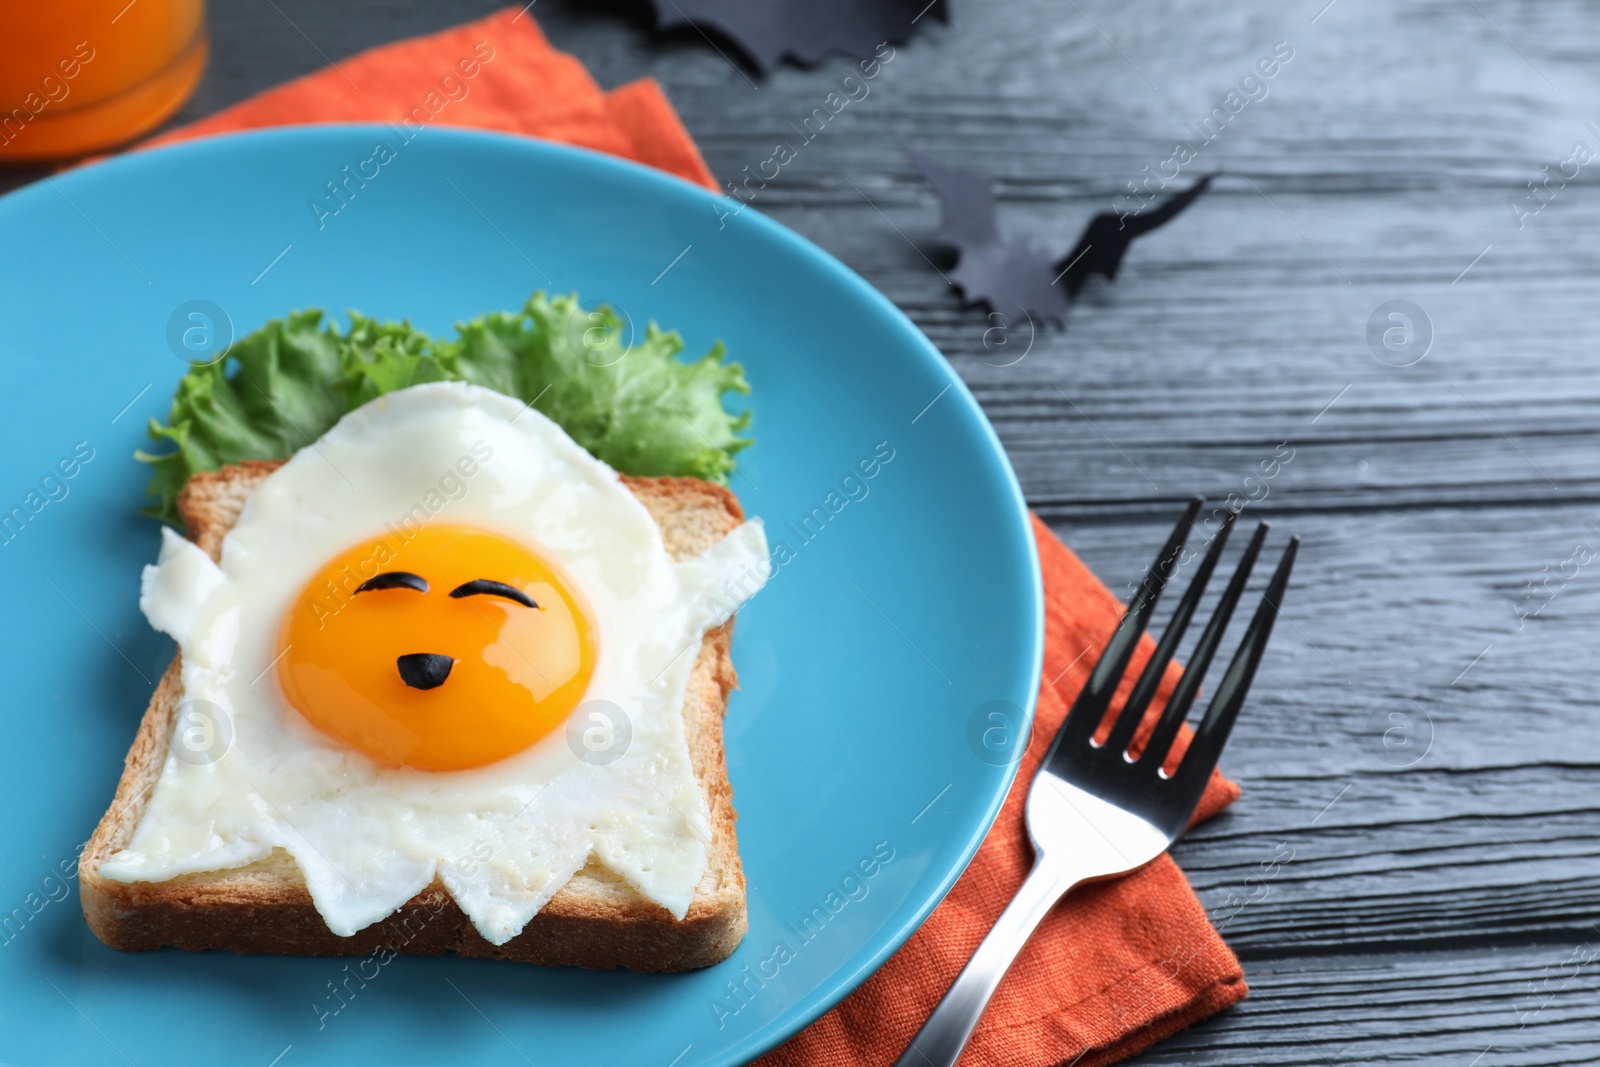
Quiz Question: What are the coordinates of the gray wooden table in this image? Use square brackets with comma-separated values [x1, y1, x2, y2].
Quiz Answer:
[14, 1, 1599, 1062]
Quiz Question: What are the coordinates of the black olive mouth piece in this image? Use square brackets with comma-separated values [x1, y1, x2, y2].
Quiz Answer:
[397, 652, 454, 690]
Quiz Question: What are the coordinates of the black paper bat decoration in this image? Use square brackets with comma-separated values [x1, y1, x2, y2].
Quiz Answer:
[647, 0, 947, 76]
[900, 137, 1213, 325]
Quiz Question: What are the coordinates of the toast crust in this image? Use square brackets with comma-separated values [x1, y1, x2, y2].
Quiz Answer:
[80, 463, 750, 972]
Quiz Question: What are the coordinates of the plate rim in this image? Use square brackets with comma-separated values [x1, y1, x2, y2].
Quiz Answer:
[0, 123, 1045, 1066]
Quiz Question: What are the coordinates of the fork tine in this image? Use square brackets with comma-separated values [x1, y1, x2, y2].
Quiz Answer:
[1063, 499, 1200, 742]
[1173, 535, 1299, 789]
[1102, 508, 1238, 759]
[1055, 498, 1202, 751]
[1138, 521, 1269, 771]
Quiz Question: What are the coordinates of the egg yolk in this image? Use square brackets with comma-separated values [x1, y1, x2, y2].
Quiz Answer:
[276, 524, 597, 772]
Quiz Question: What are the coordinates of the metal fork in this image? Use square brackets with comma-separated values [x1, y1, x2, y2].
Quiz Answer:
[893, 498, 1298, 1067]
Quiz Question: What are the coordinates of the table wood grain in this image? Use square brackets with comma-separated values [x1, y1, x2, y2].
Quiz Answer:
[12, 0, 1599, 1062]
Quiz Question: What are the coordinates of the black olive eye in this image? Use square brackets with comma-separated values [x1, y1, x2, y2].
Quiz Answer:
[356, 571, 429, 594]
[448, 579, 539, 609]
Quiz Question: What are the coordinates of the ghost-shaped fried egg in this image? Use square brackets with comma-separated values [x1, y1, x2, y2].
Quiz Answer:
[98, 382, 770, 944]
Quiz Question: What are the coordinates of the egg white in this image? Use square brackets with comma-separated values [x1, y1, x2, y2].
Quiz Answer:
[99, 382, 770, 944]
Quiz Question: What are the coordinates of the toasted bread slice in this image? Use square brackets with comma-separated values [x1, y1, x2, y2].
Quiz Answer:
[80, 462, 750, 972]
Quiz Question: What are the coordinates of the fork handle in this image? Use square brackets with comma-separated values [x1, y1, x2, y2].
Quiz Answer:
[891, 856, 1079, 1067]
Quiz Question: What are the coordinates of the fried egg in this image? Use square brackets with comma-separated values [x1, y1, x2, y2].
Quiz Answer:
[98, 382, 770, 944]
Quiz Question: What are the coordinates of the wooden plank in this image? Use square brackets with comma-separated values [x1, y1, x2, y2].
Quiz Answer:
[1175, 764, 1600, 957]
[1131, 942, 1600, 1065]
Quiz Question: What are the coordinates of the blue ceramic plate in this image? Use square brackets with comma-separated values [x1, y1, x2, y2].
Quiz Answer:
[0, 126, 1041, 1067]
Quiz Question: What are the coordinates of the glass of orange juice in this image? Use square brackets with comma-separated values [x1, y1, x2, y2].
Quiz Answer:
[0, 0, 207, 165]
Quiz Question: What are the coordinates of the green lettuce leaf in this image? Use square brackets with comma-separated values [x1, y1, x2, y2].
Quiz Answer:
[139, 293, 752, 527]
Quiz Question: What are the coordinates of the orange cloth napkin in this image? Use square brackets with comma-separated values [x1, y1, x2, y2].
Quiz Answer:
[142, 9, 718, 192]
[139, 11, 1246, 1063]
[755, 517, 1245, 1066]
